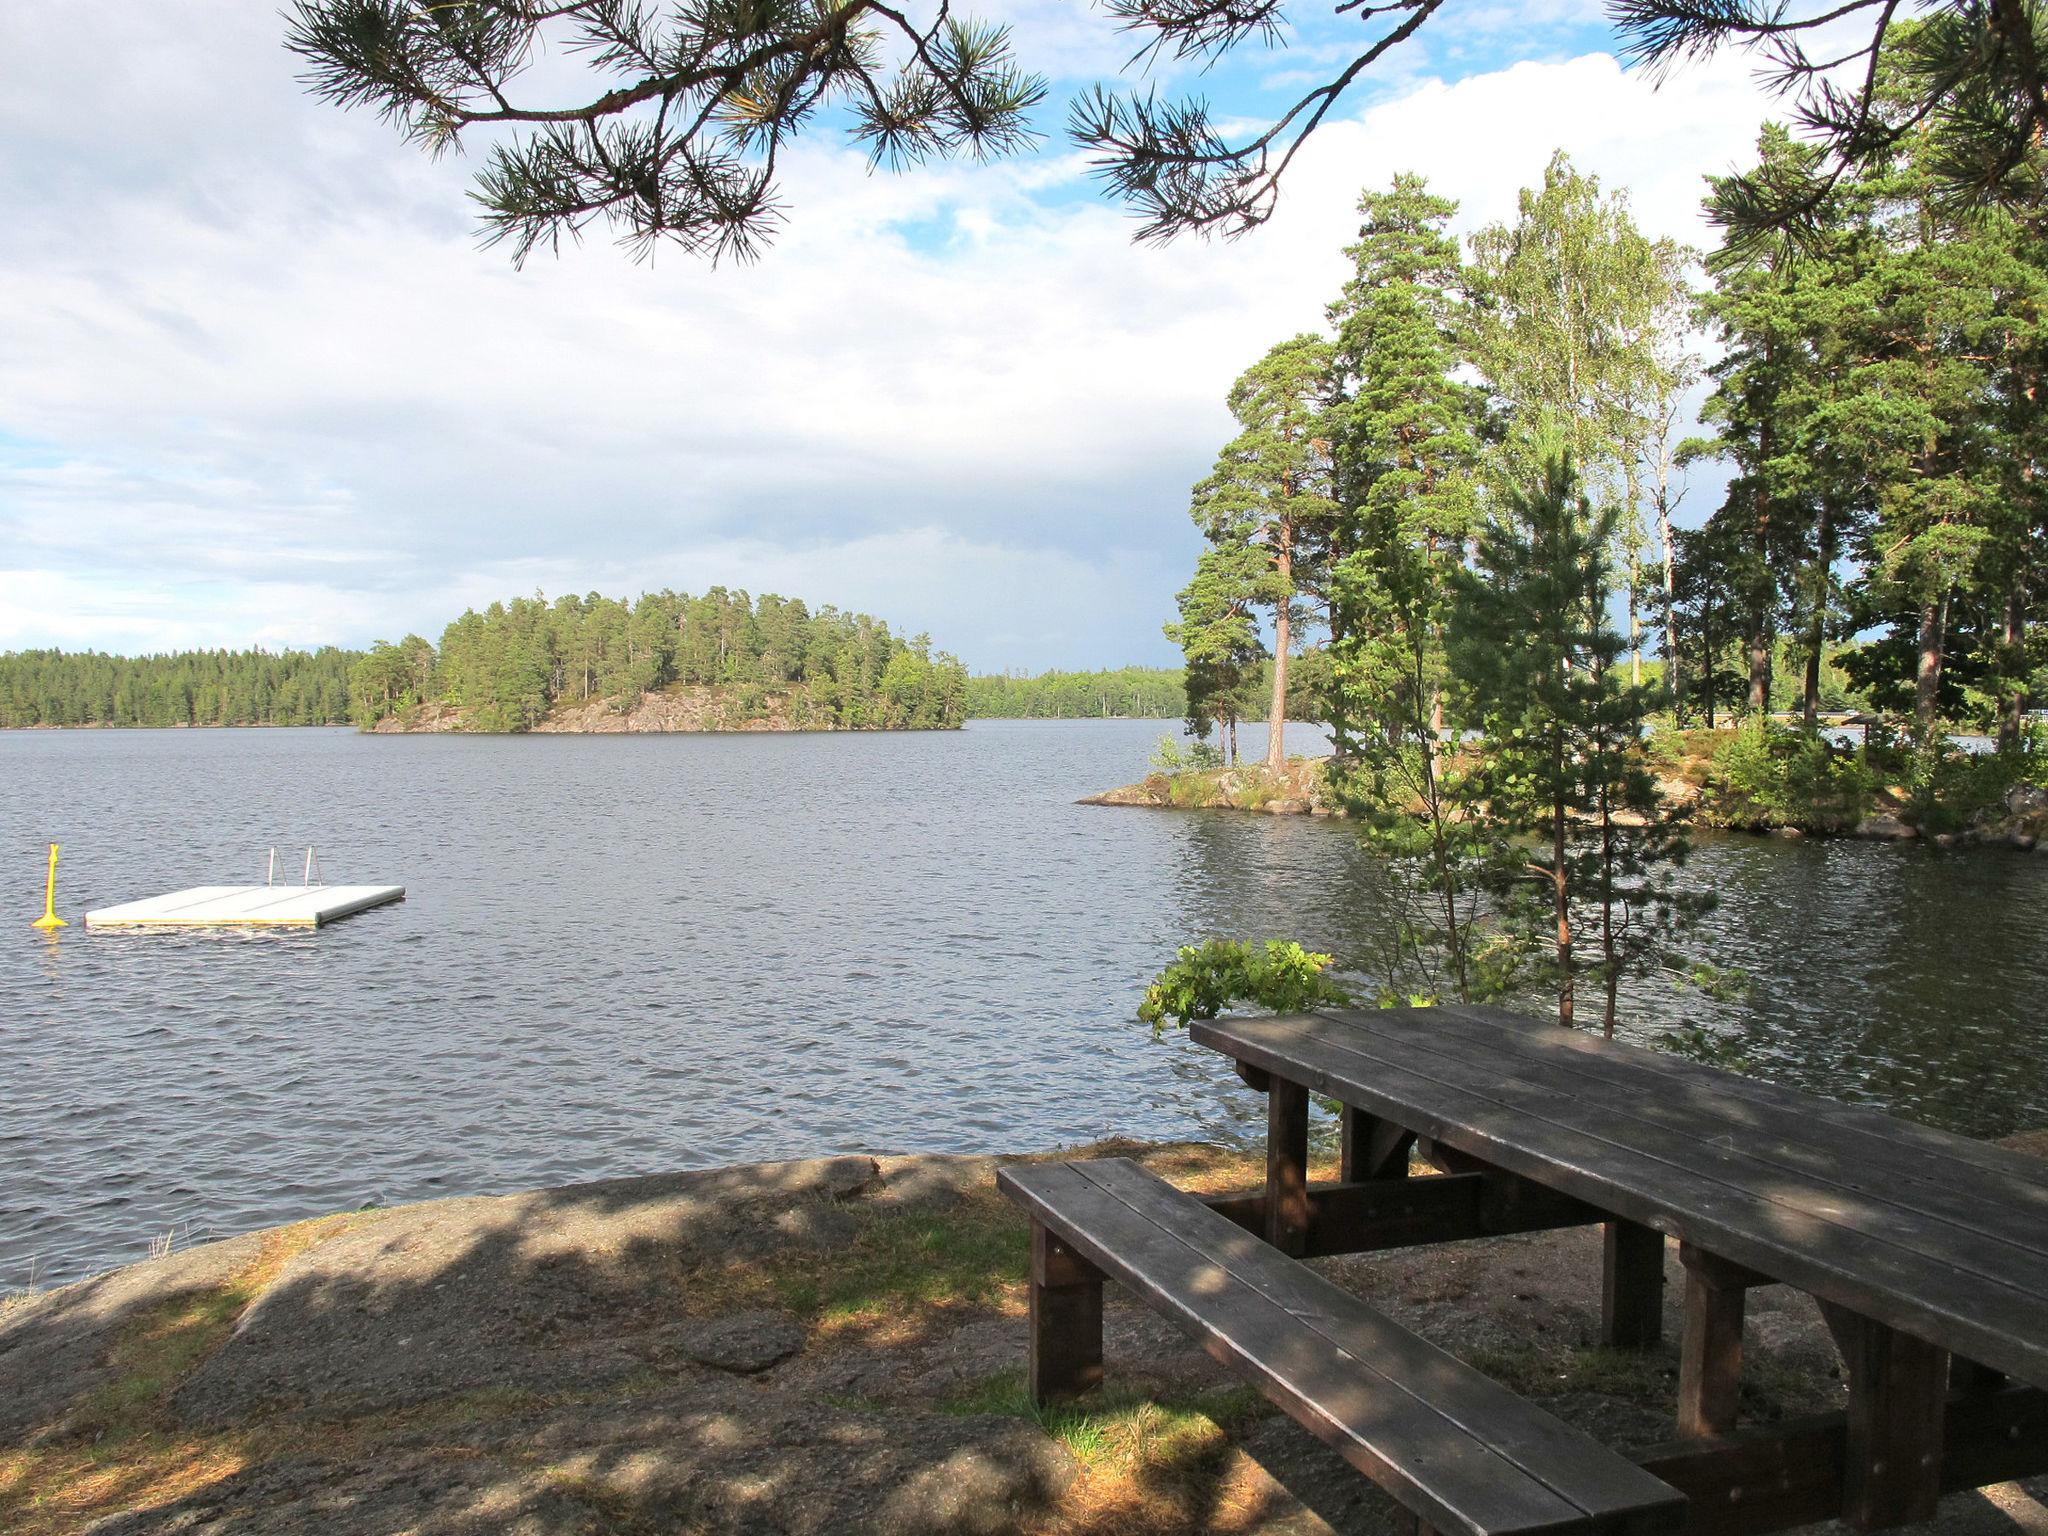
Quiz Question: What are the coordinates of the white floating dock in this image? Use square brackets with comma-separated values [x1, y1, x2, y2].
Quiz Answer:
[85, 884, 405, 929]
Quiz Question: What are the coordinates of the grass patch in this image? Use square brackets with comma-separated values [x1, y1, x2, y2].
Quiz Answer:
[678, 1144, 1275, 1339]
[786, 1194, 1030, 1330]
[940, 1370, 1267, 1474]
[670, 1183, 1032, 1334]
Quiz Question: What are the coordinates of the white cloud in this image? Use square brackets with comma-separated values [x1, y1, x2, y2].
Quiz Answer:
[0, 5, 1779, 669]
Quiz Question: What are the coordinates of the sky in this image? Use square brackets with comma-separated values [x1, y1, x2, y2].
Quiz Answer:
[0, 2, 1787, 672]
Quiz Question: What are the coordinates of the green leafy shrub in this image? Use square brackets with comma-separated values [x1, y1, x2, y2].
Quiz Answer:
[1910, 730, 2047, 832]
[1706, 723, 1877, 829]
[1149, 734, 1224, 773]
[1167, 771, 1227, 808]
[1138, 939, 1353, 1030]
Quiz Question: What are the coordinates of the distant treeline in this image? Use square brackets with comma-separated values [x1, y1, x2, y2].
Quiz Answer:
[0, 648, 355, 728]
[354, 588, 969, 731]
[966, 667, 1185, 719]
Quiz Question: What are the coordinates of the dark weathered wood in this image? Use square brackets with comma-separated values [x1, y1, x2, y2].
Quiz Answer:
[1821, 1303, 1948, 1528]
[1635, 1417, 1845, 1536]
[1633, 1386, 2048, 1536]
[1679, 1250, 1748, 1439]
[1235, 1059, 1272, 1093]
[1340, 1012, 2046, 1290]
[1431, 1003, 2048, 1203]
[1028, 1221, 1102, 1404]
[1418, 1136, 1493, 1177]
[1267, 1076, 1311, 1257]
[1948, 1357, 2007, 1396]
[1603, 1220, 1666, 1350]
[1188, 1010, 2048, 1389]
[1342, 1104, 1416, 1182]
[1680, 1246, 1777, 1292]
[1203, 1172, 1602, 1257]
[1940, 1384, 2048, 1491]
[1419, 1004, 2048, 1275]
[999, 1157, 1687, 1536]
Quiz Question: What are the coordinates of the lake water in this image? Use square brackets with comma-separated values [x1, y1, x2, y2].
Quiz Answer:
[3, 721, 2044, 1288]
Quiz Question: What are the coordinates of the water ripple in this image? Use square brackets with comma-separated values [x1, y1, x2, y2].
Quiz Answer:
[2, 720, 2043, 1287]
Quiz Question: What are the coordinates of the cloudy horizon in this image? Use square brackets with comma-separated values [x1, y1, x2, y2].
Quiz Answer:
[2, 4, 1780, 672]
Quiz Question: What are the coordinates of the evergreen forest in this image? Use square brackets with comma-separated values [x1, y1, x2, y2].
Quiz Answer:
[965, 668, 1184, 719]
[0, 648, 356, 729]
[1, 591, 977, 732]
[1152, 77, 2048, 1035]
[352, 589, 969, 732]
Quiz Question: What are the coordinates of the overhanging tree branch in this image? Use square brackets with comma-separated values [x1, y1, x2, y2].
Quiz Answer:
[288, 0, 2048, 262]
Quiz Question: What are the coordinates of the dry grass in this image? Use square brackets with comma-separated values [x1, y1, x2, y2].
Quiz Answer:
[3, 1139, 1886, 1536]
[0, 1212, 369, 1536]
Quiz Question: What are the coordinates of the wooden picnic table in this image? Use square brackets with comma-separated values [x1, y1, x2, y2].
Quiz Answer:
[1188, 1003, 2048, 1534]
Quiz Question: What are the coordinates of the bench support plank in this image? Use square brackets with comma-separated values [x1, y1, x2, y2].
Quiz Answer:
[1821, 1303, 1947, 1529]
[1029, 1222, 1103, 1403]
[1679, 1243, 1752, 1438]
[1632, 1385, 2048, 1536]
[1342, 1105, 1416, 1183]
[1602, 1220, 1666, 1350]
[1203, 1172, 1603, 1258]
[1267, 1077, 1311, 1256]
[1004, 1158, 1687, 1536]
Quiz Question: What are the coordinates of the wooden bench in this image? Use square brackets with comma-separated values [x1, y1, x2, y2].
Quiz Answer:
[998, 1157, 1688, 1536]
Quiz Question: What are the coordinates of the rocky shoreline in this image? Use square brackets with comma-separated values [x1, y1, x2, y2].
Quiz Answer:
[1083, 761, 2048, 851]
[7, 1139, 2046, 1535]
[367, 684, 963, 734]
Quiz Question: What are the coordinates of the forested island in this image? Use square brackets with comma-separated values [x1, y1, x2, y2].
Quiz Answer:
[354, 589, 968, 732]
[0, 618, 1192, 731]
[0, 590, 970, 733]
[965, 667, 1182, 719]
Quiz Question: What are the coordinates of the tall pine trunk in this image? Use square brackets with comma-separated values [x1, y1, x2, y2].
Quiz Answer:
[1802, 501, 1835, 731]
[1267, 512, 1293, 771]
[1625, 461, 1644, 690]
[1749, 381, 1776, 718]
[1658, 466, 1680, 718]
[1999, 583, 2030, 753]
[1552, 729, 1573, 1029]
[1600, 790, 1619, 1038]
[1914, 594, 1946, 736]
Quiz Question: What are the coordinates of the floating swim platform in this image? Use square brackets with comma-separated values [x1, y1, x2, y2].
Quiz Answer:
[85, 884, 405, 929]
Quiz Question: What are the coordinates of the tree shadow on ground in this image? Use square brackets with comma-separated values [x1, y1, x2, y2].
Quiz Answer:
[5, 1139, 2045, 1536]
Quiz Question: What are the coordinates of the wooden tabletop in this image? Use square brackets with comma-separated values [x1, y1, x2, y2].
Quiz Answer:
[1188, 1004, 2048, 1390]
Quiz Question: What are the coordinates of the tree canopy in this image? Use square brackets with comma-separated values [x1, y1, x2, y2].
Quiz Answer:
[365, 587, 969, 731]
[287, 0, 2048, 262]
[0, 648, 356, 728]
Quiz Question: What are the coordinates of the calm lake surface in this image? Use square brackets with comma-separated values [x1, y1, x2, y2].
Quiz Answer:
[3, 721, 2045, 1287]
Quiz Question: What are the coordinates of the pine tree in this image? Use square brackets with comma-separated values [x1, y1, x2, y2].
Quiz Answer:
[1186, 335, 1339, 770]
[1166, 544, 1266, 766]
[291, 4, 2048, 262]
[1451, 454, 1693, 1032]
[1322, 173, 1489, 1001]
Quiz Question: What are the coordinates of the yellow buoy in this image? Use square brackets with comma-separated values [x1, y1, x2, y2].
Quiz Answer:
[33, 843, 67, 930]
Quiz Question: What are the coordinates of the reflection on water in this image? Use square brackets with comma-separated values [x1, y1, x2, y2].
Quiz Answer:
[1, 720, 2042, 1285]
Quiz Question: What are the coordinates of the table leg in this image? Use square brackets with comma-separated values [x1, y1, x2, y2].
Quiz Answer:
[1029, 1222, 1102, 1406]
[1267, 1077, 1310, 1256]
[1678, 1244, 1748, 1437]
[1949, 1356, 2006, 1395]
[1340, 1104, 1415, 1183]
[1821, 1303, 1947, 1529]
[1602, 1220, 1666, 1349]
